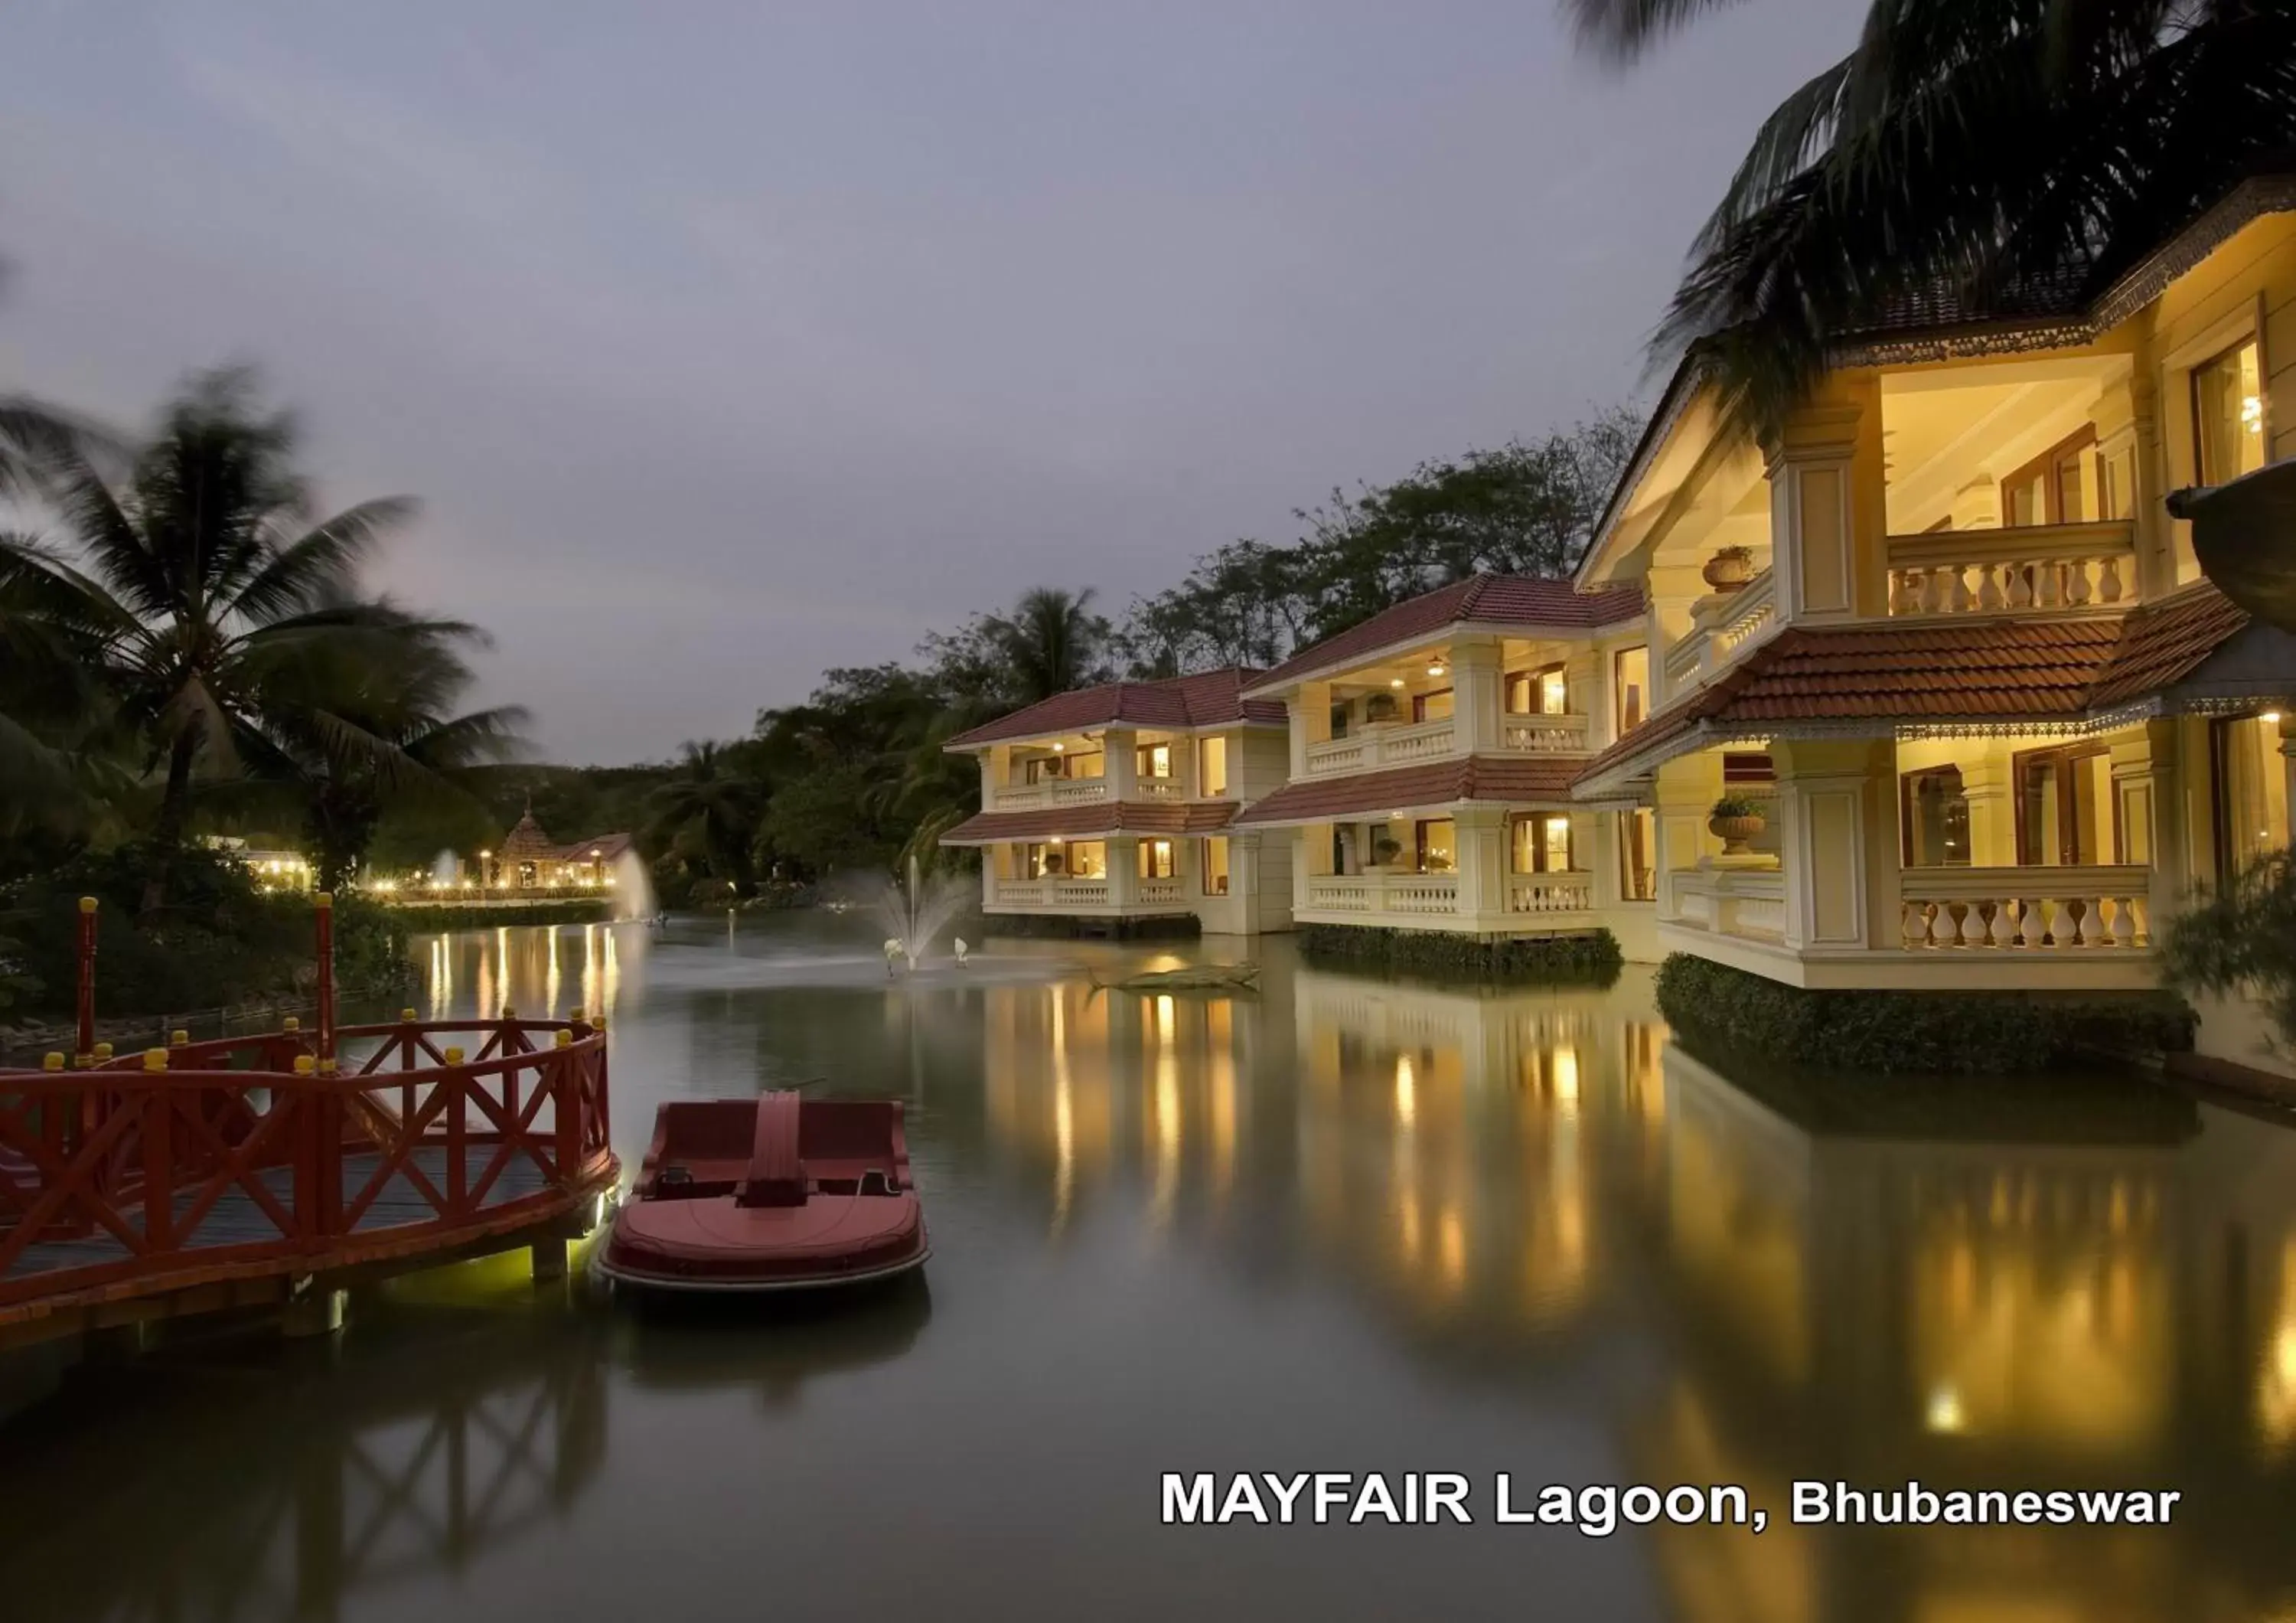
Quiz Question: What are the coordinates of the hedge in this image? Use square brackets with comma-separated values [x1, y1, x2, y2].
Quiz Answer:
[1299, 923, 1623, 985]
[1651, 952, 2197, 1075]
[381, 898, 614, 930]
[983, 911, 1197, 941]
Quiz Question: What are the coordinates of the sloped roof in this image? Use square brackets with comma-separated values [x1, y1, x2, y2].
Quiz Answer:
[1573, 582, 2255, 792]
[1243, 574, 1645, 696]
[939, 801, 1238, 846]
[944, 667, 1285, 749]
[1232, 755, 1586, 827]
[553, 831, 634, 864]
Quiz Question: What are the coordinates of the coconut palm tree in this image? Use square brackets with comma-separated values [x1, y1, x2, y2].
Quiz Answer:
[977, 586, 1112, 705]
[4, 367, 481, 905]
[1567, 0, 2296, 434]
[645, 740, 767, 893]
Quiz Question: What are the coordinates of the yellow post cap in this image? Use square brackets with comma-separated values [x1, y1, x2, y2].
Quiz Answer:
[144, 1047, 168, 1071]
[592, 1012, 608, 1031]
[315, 891, 334, 908]
[568, 1007, 585, 1023]
[78, 895, 99, 913]
[293, 1054, 315, 1075]
[43, 1052, 64, 1071]
[401, 1007, 418, 1021]
[554, 1030, 572, 1048]
[93, 1041, 113, 1059]
[501, 1004, 516, 1019]
[281, 1016, 300, 1032]
[170, 1029, 189, 1046]
[444, 1046, 465, 1064]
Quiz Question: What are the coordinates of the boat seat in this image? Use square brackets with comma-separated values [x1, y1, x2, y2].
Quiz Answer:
[735, 1092, 809, 1209]
[855, 1169, 894, 1197]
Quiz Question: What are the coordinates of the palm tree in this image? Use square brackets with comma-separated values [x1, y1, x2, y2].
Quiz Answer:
[646, 741, 766, 893]
[977, 586, 1112, 705]
[5, 368, 476, 906]
[1567, 0, 2296, 434]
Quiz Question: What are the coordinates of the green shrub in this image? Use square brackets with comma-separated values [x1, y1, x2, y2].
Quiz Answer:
[1300, 923, 1623, 985]
[2162, 851, 2296, 1050]
[1709, 794, 1765, 819]
[1652, 952, 2196, 1075]
[2, 845, 413, 1023]
[381, 898, 612, 931]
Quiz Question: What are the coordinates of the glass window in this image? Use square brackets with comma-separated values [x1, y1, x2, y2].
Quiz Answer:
[1619, 808, 1656, 901]
[1613, 647, 1649, 735]
[1137, 838, 1175, 879]
[1413, 687, 1455, 724]
[2015, 743, 2111, 866]
[1039, 840, 1106, 879]
[1201, 837, 1231, 896]
[1512, 814, 1573, 874]
[1198, 736, 1228, 798]
[1028, 749, 1101, 782]
[1136, 742, 1172, 779]
[2214, 715, 2290, 885]
[1901, 766, 1971, 867]
[2194, 339, 2265, 487]
[1505, 665, 1570, 716]
[2001, 426, 2096, 528]
[1415, 819, 1456, 874]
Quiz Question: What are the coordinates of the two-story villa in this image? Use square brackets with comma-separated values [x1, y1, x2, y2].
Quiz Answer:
[1228, 575, 1660, 961]
[938, 668, 1294, 936]
[1568, 170, 2296, 1011]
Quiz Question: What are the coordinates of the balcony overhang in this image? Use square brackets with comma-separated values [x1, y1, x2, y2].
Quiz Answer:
[1234, 753, 1632, 828]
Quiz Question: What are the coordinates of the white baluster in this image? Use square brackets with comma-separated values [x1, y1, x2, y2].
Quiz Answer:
[2052, 899, 2083, 949]
[2097, 554, 2125, 604]
[2065, 559, 2093, 606]
[1958, 900, 1990, 946]
[1890, 570, 1915, 616]
[2128, 895, 2149, 947]
[1919, 569, 1947, 615]
[2007, 563, 2034, 609]
[2108, 896, 2135, 949]
[1975, 563, 2003, 611]
[1948, 566, 1974, 613]
[1989, 898, 2018, 947]
[1930, 903, 1961, 948]
[1903, 900, 1931, 948]
[2076, 896, 2106, 946]
[2017, 897, 2047, 949]
[2037, 563, 2063, 609]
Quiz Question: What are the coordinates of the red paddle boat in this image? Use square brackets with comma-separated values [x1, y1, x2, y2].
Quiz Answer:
[596, 1092, 929, 1292]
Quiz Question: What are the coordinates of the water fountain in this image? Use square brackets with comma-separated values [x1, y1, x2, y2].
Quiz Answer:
[876, 855, 974, 972]
[608, 849, 656, 921]
[430, 848, 459, 887]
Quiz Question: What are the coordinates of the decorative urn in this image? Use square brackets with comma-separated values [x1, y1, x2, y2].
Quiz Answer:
[1707, 796, 1767, 856]
[1701, 546, 1755, 593]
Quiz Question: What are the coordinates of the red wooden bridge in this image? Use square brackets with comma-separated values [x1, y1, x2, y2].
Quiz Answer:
[0, 895, 619, 1347]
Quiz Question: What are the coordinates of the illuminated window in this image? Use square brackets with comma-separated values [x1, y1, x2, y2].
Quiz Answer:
[1033, 840, 1105, 879]
[1137, 838, 1176, 880]
[1136, 742, 1172, 779]
[2194, 339, 2265, 487]
[1199, 736, 1229, 797]
[1506, 665, 1570, 716]
[1618, 808, 1656, 901]
[1900, 766, 1970, 868]
[1413, 687, 1455, 724]
[1511, 814, 1574, 873]
[2015, 743, 2112, 866]
[1201, 836, 1231, 896]
[2001, 425, 2096, 527]
[2214, 715, 2290, 885]
[1415, 818, 1456, 874]
[1613, 647, 1649, 735]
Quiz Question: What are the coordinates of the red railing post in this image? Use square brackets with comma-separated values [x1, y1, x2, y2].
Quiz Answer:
[446, 1052, 468, 1218]
[73, 896, 97, 1064]
[552, 1034, 579, 1186]
[142, 1050, 173, 1252]
[314, 893, 337, 1076]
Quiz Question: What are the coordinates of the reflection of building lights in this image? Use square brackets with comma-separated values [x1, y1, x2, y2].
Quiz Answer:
[1551, 1047, 1579, 1109]
[1439, 1207, 1466, 1287]
[1156, 994, 1175, 1043]
[1395, 1054, 1416, 1126]
[1926, 1385, 1965, 1434]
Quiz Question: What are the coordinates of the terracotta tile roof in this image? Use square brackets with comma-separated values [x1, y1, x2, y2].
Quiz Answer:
[1244, 574, 1645, 695]
[939, 800, 1238, 845]
[1232, 754, 1583, 827]
[944, 667, 1284, 749]
[1574, 582, 2253, 789]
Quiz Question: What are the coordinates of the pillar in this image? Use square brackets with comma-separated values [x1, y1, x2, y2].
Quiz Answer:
[2109, 720, 2178, 936]
[1770, 737, 1889, 950]
[1452, 639, 1503, 752]
[1456, 807, 1508, 923]
[983, 743, 1012, 803]
[1653, 753, 1723, 918]
[1288, 681, 1332, 777]
[1105, 728, 1137, 799]
[1957, 750, 2017, 867]
[1764, 377, 1887, 626]
[1107, 837, 1139, 907]
[1232, 833, 1263, 938]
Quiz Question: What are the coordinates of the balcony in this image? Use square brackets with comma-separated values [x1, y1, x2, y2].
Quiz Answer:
[1886, 521, 2138, 617]
[1899, 865, 2151, 951]
[1662, 568, 1776, 694]
[991, 777, 1110, 811]
[988, 874, 1196, 916]
[1298, 870, 1598, 932]
[1669, 867, 1786, 942]
[1303, 713, 1590, 778]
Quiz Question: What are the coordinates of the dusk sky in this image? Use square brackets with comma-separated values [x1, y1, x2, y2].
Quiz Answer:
[0, 1, 1854, 763]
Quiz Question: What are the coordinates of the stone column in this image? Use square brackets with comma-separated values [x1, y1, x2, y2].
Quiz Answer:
[1770, 737, 1888, 950]
[1105, 728, 1138, 799]
[1456, 807, 1508, 923]
[1287, 681, 1332, 777]
[1653, 753, 1722, 919]
[1452, 639, 1503, 753]
[1764, 379, 1885, 626]
[2110, 720, 2177, 941]
[1107, 837, 1139, 908]
[982, 744, 1010, 806]
[1958, 750, 2017, 867]
[1231, 833, 1262, 938]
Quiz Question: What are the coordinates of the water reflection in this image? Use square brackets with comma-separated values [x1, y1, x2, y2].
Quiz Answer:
[8, 919, 2296, 1621]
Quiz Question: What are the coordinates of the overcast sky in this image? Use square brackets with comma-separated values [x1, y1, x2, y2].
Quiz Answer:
[0, 1, 1854, 764]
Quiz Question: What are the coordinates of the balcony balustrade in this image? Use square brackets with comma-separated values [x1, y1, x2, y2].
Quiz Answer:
[1899, 865, 2151, 951]
[1663, 569, 1778, 696]
[1302, 711, 1590, 778]
[992, 777, 1110, 810]
[1886, 521, 2138, 617]
[1670, 868, 1786, 941]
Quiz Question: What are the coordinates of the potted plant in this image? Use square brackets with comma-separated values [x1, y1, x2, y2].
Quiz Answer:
[1369, 835, 1404, 871]
[1707, 794, 1767, 855]
[1042, 851, 1067, 877]
[1702, 544, 1756, 593]
[1365, 691, 1400, 725]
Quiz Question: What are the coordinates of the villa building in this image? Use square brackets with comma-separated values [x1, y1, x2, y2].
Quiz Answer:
[1228, 575, 1662, 960]
[1565, 168, 2296, 1034]
[939, 668, 1294, 936]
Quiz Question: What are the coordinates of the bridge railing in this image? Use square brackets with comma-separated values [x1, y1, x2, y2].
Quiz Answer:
[0, 1015, 615, 1311]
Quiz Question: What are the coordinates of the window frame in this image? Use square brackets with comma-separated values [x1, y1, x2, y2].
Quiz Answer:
[1200, 836, 1231, 896]
[1198, 735, 1229, 798]
[1618, 808, 1656, 902]
[1900, 764, 1972, 869]
[1509, 812, 1575, 874]
[1411, 687, 1456, 725]
[1137, 838, 1176, 880]
[1999, 423, 2099, 529]
[2011, 740, 2116, 866]
[2191, 336, 2266, 488]
[1414, 818, 1457, 875]
[1613, 645, 1649, 736]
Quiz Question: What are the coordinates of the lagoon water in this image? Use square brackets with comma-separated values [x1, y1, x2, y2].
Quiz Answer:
[5, 913, 2296, 1620]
